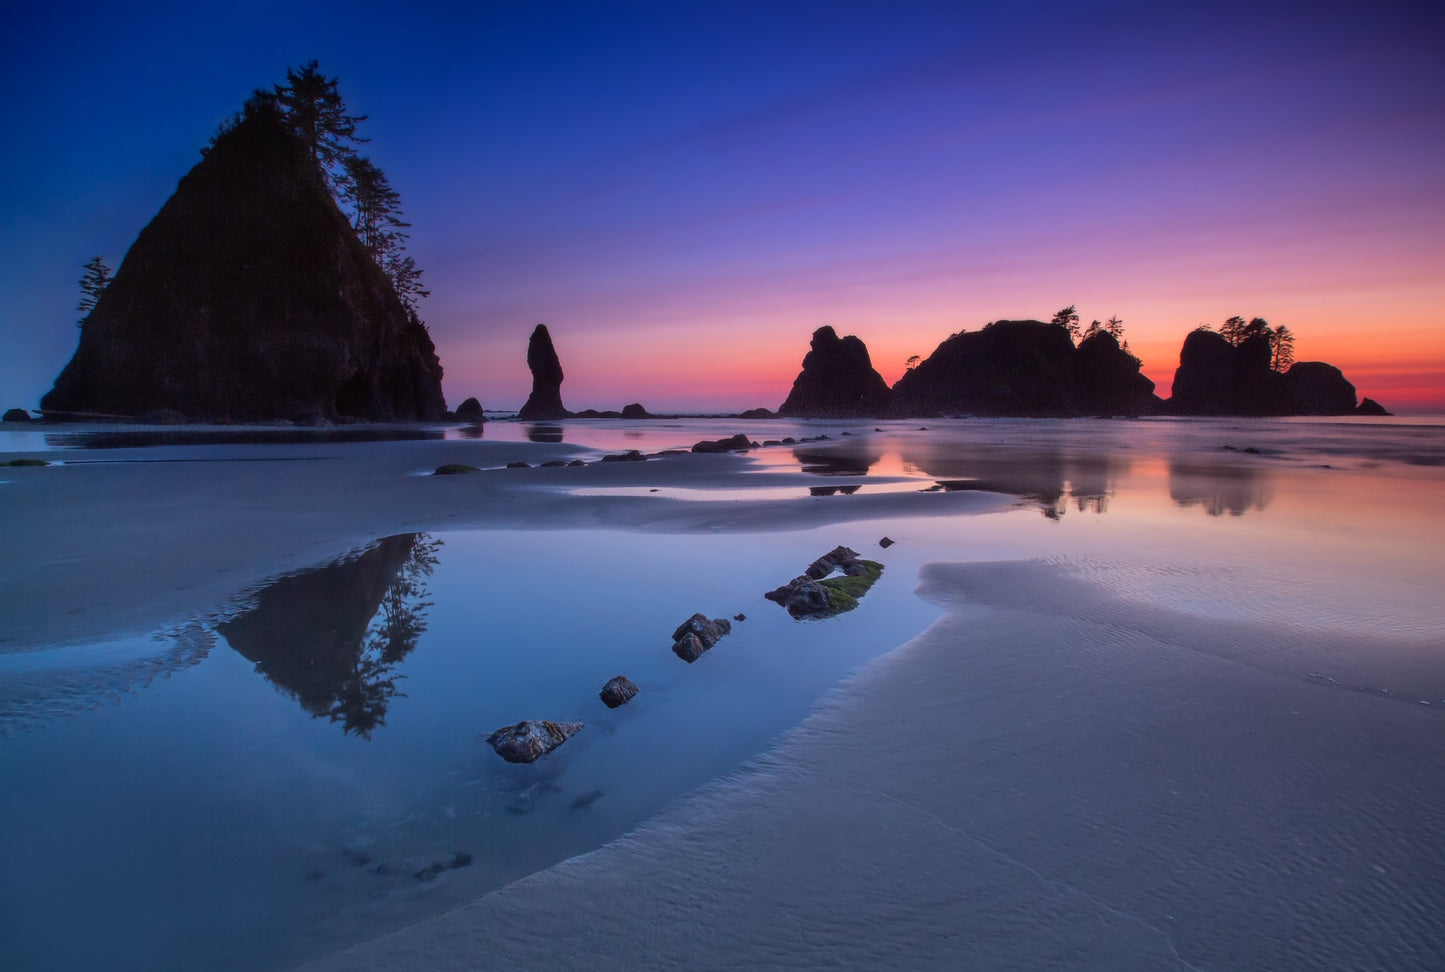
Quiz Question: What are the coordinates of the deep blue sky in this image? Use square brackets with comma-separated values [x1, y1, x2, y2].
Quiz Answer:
[4, 1, 1443, 411]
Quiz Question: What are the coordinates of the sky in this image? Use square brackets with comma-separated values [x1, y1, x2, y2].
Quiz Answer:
[3, 0, 1443, 413]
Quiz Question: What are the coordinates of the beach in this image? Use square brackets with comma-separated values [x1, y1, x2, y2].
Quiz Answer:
[3, 416, 1443, 970]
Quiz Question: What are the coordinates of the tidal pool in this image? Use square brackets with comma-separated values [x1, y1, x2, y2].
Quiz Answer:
[2, 415, 1442, 970]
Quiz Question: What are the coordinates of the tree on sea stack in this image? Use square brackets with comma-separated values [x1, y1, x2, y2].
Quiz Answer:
[1051, 305, 1082, 342]
[40, 64, 446, 422]
[76, 256, 111, 327]
[273, 60, 367, 172]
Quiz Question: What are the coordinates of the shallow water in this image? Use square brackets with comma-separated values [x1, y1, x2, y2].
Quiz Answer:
[2, 416, 1443, 971]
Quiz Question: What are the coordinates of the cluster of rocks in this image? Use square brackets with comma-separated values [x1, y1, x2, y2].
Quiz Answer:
[670, 613, 734, 663]
[775, 320, 1390, 418]
[764, 545, 885, 619]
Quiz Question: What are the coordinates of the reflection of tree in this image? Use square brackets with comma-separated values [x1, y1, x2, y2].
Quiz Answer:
[901, 442, 1130, 519]
[218, 533, 441, 738]
[1168, 461, 1273, 517]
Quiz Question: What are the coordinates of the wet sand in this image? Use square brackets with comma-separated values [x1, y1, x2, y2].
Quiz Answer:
[4, 418, 1443, 970]
[303, 558, 1445, 970]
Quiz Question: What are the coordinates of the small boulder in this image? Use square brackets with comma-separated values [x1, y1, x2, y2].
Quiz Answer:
[620, 403, 651, 419]
[455, 397, 485, 422]
[671, 613, 732, 662]
[806, 545, 862, 579]
[600, 450, 646, 462]
[599, 676, 640, 708]
[485, 720, 584, 763]
[433, 463, 480, 475]
[691, 433, 754, 454]
[672, 612, 732, 648]
[879, 537, 895, 548]
[672, 632, 707, 663]
[507, 461, 532, 469]
[2, 408, 32, 423]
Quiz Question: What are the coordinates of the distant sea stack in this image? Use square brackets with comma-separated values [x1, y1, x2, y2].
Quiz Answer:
[776, 326, 892, 418]
[517, 324, 571, 420]
[41, 104, 446, 423]
[1165, 330, 1376, 415]
[890, 320, 1078, 417]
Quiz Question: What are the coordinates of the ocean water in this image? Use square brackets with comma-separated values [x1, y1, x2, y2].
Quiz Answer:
[2, 416, 1443, 970]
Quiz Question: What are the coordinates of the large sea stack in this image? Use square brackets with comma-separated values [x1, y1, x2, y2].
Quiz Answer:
[517, 324, 571, 420]
[1073, 331, 1158, 415]
[889, 320, 1078, 417]
[1165, 330, 1286, 416]
[777, 326, 892, 417]
[41, 104, 446, 423]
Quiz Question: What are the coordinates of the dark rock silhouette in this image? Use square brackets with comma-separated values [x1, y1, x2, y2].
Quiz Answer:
[1166, 330, 1288, 415]
[486, 720, 583, 763]
[455, 397, 485, 422]
[599, 675, 640, 708]
[620, 403, 651, 419]
[41, 107, 445, 423]
[889, 320, 1078, 417]
[1357, 397, 1391, 416]
[1282, 362, 1357, 415]
[738, 407, 775, 419]
[692, 433, 755, 453]
[517, 324, 571, 420]
[1073, 331, 1158, 415]
[1165, 330, 1379, 416]
[778, 326, 892, 417]
[2, 408, 31, 423]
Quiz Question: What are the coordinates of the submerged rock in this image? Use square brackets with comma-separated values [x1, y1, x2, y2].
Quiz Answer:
[600, 450, 646, 462]
[433, 463, 480, 475]
[485, 720, 583, 763]
[599, 675, 640, 708]
[413, 852, 473, 882]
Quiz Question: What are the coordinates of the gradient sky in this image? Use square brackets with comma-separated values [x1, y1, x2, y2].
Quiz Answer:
[3, 0, 1443, 413]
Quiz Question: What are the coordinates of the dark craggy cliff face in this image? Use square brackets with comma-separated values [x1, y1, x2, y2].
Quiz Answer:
[42, 110, 446, 423]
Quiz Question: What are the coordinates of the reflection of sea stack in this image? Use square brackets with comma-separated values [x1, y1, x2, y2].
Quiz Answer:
[40, 105, 446, 423]
[777, 326, 892, 417]
[517, 324, 572, 420]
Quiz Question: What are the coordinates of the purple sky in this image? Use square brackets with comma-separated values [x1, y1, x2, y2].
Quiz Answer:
[4, 0, 1442, 412]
